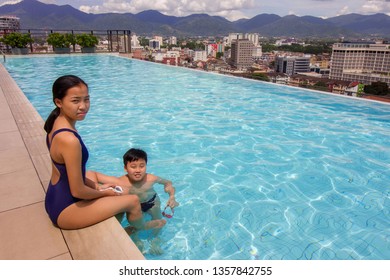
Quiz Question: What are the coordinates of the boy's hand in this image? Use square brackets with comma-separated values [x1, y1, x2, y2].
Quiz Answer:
[121, 185, 131, 194]
[167, 197, 179, 208]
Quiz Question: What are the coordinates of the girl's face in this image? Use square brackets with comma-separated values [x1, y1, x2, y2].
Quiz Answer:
[55, 84, 90, 122]
[125, 159, 147, 182]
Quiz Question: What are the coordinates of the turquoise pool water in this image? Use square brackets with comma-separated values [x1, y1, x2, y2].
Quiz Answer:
[3, 55, 390, 260]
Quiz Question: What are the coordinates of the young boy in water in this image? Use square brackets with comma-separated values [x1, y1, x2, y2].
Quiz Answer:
[86, 148, 178, 254]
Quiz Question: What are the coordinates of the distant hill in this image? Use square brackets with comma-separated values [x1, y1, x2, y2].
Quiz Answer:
[326, 13, 390, 37]
[1, 0, 389, 38]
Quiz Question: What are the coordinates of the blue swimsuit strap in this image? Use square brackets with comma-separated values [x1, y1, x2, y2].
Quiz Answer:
[46, 128, 81, 165]
[47, 128, 80, 148]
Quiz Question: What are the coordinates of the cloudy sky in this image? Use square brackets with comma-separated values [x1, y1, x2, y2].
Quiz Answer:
[1, 0, 390, 20]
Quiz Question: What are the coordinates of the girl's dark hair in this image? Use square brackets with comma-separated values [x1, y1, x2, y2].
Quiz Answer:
[44, 75, 88, 133]
[123, 148, 148, 166]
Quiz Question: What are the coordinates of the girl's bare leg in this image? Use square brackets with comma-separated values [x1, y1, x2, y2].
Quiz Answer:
[57, 194, 165, 230]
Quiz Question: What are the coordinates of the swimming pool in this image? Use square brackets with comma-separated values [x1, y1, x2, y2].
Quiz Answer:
[3, 55, 390, 260]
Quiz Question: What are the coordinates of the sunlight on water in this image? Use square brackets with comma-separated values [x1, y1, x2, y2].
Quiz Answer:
[4, 54, 390, 260]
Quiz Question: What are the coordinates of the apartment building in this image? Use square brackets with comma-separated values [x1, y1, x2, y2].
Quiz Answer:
[230, 38, 254, 69]
[0, 16, 21, 51]
[194, 50, 208, 62]
[330, 41, 390, 86]
[225, 33, 259, 47]
[207, 43, 224, 57]
[168, 36, 177, 45]
[131, 34, 140, 47]
[245, 33, 259, 47]
[0, 15, 20, 32]
[252, 46, 263, 60]
[225, 33, 244, 46]
[275, 55, 311, 75]
[149, 39, 160, 50]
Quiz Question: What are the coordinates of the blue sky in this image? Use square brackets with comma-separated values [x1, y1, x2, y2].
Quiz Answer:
[1, 0, 390, 20]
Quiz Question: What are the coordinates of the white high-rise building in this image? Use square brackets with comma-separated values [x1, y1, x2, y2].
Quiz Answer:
[194, 50, 208, 62]
[153, 36, 163, 47]
[168, 36, 177, 45]
[0, 16, 21, 51]
[225, 33, 260, 47]
[226, 33, 244, 46]
[131, 34, 140, 47]
[0, 16, 20, 32]
[330, 41, 390, 86]
[149, 39, 160, 50]
[244, 33, 259, 47]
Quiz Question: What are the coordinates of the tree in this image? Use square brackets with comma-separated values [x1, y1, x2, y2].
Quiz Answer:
[364, 81, 389, 96]
[139, 37, 149, 47]
[261, 43, 276, 52]
[1, 32, 33, 48]
[314, 81, 327, 87]
[76, 33, 98, 48]
[184, 40, 205, 50]
[47, 33, 75, 48]
[251, 73, 270, 82]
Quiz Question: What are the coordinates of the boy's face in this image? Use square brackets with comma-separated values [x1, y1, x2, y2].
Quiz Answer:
[125, 159, 147, 182]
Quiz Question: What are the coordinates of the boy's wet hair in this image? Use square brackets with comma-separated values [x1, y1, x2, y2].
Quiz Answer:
[123, 148, 148, 166]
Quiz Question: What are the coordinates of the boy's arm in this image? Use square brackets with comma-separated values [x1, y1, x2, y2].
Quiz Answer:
[86, 170, 122, 189]
[153, 175, 179, 208]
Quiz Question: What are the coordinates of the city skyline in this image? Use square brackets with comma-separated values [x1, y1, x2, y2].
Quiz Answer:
[0, 0, 390, 21]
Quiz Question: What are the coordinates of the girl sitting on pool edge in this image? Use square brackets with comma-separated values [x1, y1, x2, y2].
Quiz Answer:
[87, 148, 179, 254]
[44, 75, 165, 235]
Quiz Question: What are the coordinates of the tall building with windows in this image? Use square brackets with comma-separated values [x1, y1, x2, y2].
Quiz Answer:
[168, 36, 177, 45]
[225, 33, 259, 47]
[244, 33, 259, 47]
[230, 38, 254, 69]
[0, 16, 21, 51]
[149, 39, 160, 50]
[330, 41, 390, 86]
[0, 15, 20, 32]
[275, 56, 311, 75]
[226, 33, 244, 46]
[193, 50, 207, 62]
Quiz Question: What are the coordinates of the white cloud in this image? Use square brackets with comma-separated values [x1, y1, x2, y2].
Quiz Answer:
[79, 0, 255, 20]
[0, 0, 21, 5]
[79, 5, 101, 14]
[361, 0, 390, 14]
[337, 5, 350, 16]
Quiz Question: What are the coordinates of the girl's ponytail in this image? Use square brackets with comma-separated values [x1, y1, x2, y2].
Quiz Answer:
[44, 107, 60, 133]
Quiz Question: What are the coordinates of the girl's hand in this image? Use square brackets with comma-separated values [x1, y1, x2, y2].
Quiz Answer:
[99, 186, 123, 196]
[97, 183, 116, 190]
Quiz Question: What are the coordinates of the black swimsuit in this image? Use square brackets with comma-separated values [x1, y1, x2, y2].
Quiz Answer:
[141, 193, 157, 212]
[44, 128, 89, 226]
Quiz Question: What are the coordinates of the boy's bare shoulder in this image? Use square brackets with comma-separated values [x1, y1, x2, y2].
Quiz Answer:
[146, 173, 158, 181]
[118, 174, 131, 185]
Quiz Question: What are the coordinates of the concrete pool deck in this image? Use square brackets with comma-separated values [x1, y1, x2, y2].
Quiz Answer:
[0, 63, 144, 260]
